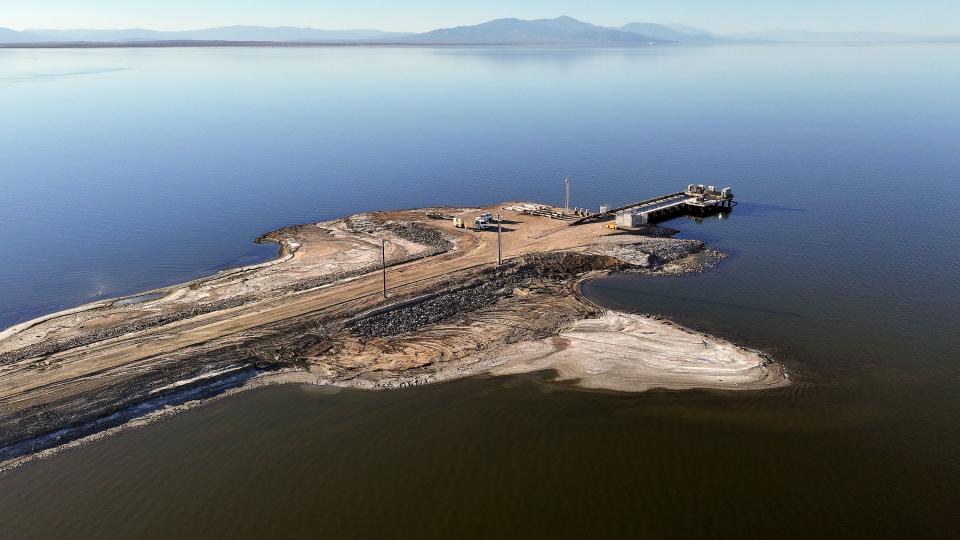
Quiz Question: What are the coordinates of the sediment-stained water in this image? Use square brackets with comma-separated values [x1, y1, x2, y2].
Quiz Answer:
[1, 44, 959, 537]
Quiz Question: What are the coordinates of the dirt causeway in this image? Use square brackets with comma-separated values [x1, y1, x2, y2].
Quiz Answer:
[0, 203, 784, 465]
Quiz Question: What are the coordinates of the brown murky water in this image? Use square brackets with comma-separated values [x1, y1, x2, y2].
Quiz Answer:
[1, 360, 958, 538]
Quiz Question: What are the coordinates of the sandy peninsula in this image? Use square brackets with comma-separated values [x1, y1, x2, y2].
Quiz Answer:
[0, 202, 785, 467]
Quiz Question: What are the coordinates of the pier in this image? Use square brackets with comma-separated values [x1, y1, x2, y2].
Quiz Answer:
[570, 184, 735, 227]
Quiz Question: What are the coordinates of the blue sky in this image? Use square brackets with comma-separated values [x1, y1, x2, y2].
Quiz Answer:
[2, 0, 957, 34]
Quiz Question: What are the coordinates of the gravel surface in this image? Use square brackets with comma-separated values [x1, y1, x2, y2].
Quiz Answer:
[384, 222, 453, 252]
[0, 295, 257, 366]
[348, 252, 621, 338]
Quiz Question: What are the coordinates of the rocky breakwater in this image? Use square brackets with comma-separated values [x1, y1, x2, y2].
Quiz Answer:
[312, 244, 783, 392]
[300, 251, 627, 389]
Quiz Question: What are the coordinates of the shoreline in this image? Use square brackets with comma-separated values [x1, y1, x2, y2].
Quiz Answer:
[0, 307, 786, 475]
[0, 234, 293, 343]
[0, 202, 786, 468]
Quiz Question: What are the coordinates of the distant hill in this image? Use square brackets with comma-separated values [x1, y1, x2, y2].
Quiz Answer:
[0, 27, 43, 43]
[664, 24, 718, 37]
[397, 16, 664, 44]
[619, 22, 722, 44]
[22, 26, 410, 43]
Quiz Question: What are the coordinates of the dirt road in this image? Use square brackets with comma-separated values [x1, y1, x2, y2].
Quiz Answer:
[0, 205, 618, 426]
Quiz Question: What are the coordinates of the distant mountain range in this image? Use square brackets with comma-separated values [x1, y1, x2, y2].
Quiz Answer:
[398, 16, 672, 44]
[730, 29, 960, 43]
[1, 17, 958, 45]
[619, 22, 724, 44]
[3, 26, 409, 43]
[0, 27, 44, 43]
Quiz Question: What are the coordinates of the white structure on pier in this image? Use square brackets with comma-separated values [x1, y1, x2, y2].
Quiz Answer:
[614, 185, 734, 228]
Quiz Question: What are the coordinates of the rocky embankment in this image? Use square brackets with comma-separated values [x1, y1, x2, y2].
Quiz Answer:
[592, 238, 726, 275]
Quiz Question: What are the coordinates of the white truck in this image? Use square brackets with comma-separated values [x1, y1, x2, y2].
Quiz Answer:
[473, 213, 499, 230]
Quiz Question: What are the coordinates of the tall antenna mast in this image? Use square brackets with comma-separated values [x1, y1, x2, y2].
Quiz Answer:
[564, 176, 570, 212]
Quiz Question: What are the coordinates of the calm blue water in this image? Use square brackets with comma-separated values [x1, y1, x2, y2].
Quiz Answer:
[1, 45, 959, 537]
[4, 45, 956, 328]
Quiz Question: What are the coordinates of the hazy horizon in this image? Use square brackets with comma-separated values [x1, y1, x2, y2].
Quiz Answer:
[1, 0, 958, 35]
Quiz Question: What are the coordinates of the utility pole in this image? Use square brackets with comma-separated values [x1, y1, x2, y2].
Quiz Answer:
[381, 239, 388, 298]
[496, 214, 502, 266]
[564, 176, 571, 212]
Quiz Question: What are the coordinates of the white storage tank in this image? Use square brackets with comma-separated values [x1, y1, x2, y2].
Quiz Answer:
[616, 211, 648, 228]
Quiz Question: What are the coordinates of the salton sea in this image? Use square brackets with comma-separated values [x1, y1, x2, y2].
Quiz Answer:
[1, 45, 959, 537]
